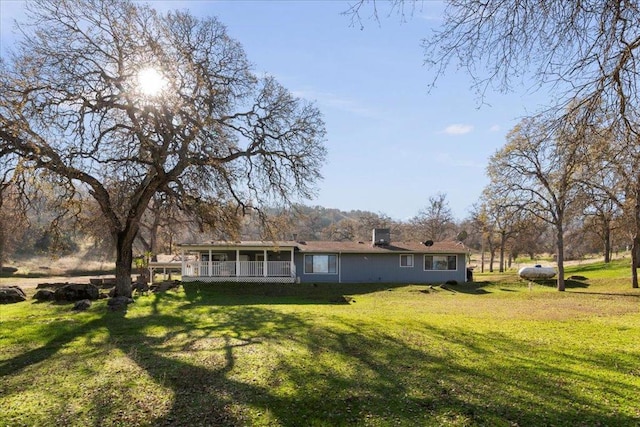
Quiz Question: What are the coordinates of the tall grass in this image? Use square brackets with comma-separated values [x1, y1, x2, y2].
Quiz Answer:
[1, 259, 639, 426]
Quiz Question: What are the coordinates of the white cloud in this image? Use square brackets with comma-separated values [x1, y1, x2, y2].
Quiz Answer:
[489, 124, 501, 132]
[441, 124, 474, 135]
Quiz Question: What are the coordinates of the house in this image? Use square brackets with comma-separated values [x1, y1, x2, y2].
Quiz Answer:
[176, 229, 469, 284]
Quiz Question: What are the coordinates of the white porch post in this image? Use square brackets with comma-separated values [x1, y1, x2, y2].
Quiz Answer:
[290, 249, 294, 279]
[236, 249, 240, 277]
[263, 249, 268, 277]
[208, 249, 212, 277]
[180, 248, 185, 278]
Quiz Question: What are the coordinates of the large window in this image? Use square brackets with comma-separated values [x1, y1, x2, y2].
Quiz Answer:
[424, 255, 457, 271]
[304, 254, 338, 274]
[399, 254, 414, 267]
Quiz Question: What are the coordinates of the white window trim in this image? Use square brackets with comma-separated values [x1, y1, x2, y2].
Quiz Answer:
[424, 254, 458, 271]
[304, 254, 338, 275]
[399, 254, 414, 268]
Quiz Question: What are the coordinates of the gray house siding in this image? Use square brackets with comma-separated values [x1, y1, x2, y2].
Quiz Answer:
[294, 252, 466, 284]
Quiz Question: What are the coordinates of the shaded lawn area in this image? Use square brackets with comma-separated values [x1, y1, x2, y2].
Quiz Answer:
[1, 271, 639, 426]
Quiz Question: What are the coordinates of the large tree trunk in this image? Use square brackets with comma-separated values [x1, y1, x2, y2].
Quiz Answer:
[632, 237, 639, 289]
[114, 229, 136, 298]
[0, 218, 4, 273]
[603, 219, 611, 263]
[499, 231, 506, 273]
[556, 222, 566, 291]
[633, 182, 640, 288]
[0, 197, 4, 273]
[489, 249, 496, 273]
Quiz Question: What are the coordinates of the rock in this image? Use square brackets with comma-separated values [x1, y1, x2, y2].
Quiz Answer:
[0, 286, 27, 304]
[329, 295, 353, 304]
[151, 280, 181, 293]
[73, 299, 92, 311]
[107, 296, 134, 311]
[54, 283, 100, 302]
[33, 289, 56, 301]
[132, 280, 150, 295]
[89, 278, 103, 286]
[36, 282, 70, 289]
[1, 266, 18, 274]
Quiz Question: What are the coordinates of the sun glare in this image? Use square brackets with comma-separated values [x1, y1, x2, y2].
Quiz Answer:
[137, 67, 167, 96]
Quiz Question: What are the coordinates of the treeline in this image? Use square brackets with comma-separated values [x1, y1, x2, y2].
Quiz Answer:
[0, 181, 627, 275]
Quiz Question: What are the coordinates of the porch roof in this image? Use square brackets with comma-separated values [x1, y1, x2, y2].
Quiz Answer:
[178, 241, 298, 251]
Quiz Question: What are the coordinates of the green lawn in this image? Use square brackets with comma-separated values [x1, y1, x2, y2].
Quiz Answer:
[1, 260, 639, 426]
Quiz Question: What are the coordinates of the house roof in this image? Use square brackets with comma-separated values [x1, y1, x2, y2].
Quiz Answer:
[178, 240, 468, 254]
[295, 240, 468, 254]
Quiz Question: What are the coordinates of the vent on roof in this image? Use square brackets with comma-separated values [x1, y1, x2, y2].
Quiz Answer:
[423, 240, 434, 247]
[372, 228, 391, 246]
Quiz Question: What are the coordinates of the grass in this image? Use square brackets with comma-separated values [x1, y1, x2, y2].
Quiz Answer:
[1, 259, 639, 426]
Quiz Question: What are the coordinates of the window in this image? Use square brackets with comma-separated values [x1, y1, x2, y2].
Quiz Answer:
[424, 255, 457, 271]
[304, 254, 338, 274]
[399, 254, 414, 267]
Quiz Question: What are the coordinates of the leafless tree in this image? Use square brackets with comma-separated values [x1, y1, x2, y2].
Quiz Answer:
[409, 193, 456, 242]
[487, 115, 588, 290]
[0, 0, 326, 297]
[0, 152, 25, 271]
[479, 188, 528, 273]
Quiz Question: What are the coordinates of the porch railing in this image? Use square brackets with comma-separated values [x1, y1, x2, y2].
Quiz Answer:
[184, 261, 294, 278]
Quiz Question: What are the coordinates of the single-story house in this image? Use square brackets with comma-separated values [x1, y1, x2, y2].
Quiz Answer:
[175, 229, 469, 284]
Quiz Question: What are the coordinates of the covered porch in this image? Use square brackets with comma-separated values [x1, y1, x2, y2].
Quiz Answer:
[178, 242, 297, 283]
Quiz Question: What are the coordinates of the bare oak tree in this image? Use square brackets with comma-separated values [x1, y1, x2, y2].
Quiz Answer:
[410, 193, 456, 242]
[0, 152, 24, 271]
[487, 115, 587, 291]
[0, 0, 326, 297]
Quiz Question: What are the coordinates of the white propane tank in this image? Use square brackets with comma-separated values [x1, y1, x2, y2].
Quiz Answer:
[518, 265, 557, 279]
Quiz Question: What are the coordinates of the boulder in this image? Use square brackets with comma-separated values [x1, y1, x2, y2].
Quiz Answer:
[73, 299, 92, 311]
[33, 289, 56, 301]
[0, 286, 26, 304]
[36, 282, 70, 289]
[151, 280, 181, 293]
[54, 283, 100, 302]
[132, 280, 150, 295]
[1, 266, 18, 274]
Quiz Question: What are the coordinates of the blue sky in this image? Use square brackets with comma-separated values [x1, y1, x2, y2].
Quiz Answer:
[0, 0, 547, 221]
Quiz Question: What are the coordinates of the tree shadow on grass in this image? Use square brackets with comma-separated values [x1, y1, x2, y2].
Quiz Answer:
[529, 278, 590, 289]
[3, 294, 640, 426]
[181, 281, 409, 306]
[445, 281, 492, 294]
